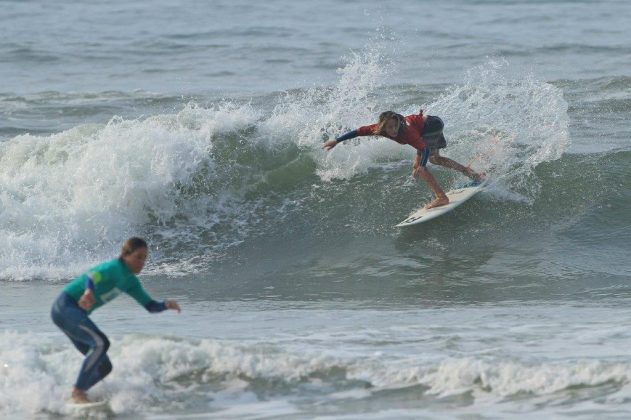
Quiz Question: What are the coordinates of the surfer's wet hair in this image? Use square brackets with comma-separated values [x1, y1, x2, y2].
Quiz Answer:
[374, 111, 405, 136]
[120, 237, 148, 257]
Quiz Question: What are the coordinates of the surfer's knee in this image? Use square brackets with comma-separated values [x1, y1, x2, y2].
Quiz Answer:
[428, 155, 441, 165]
[100, 333, 110, 352]
[90, 331, 109, 353]
[415, 166, 429, 178]
[99, 357, 113, 379]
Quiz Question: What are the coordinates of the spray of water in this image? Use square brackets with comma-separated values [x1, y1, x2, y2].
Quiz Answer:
[428, 58, 570, 201]
[0, 47, 569, 280]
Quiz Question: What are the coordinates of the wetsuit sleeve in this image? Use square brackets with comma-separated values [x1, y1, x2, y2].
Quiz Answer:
[335, 130, 358, 142]
[85, 269, 107, 292]
[84, 276, 95, 291]
[125, 277, 166, 312]
[418, 147, 431, 166]
[145, 300, 168, 313]
[83, 270, 109, 293]
[336, 124, 379, 142]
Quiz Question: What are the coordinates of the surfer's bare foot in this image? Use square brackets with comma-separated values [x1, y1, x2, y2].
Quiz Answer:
[465, 167, 485, 182]
[425, 195, 449, 209]
[71, 388, 90, 404]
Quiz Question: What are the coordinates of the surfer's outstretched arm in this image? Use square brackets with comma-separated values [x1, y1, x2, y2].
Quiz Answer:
[323, 130, 359, 151]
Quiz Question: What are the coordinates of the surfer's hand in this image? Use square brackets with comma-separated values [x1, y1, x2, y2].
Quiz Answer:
[165, 299, 181, 313]
[412, 155, 422, 178]
[412, 164, 424, 178]
[78, 290, 95, 311]
[322, 140, 337, 151]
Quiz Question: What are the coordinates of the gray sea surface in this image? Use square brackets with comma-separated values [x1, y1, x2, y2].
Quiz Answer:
[1, 0, 630, 418]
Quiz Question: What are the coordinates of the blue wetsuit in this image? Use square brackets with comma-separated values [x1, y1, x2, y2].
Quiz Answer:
[51, 258, 167, 391]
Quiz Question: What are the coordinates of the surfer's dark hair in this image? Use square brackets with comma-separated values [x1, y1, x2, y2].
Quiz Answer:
[120, 237, 148, 257]
[374, 111, 405, 136]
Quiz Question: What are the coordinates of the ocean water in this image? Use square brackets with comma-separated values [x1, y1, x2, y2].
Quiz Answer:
[1, 0, 630, 418]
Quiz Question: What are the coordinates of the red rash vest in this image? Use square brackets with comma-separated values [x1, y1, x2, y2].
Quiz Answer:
[356, 113, 427, 152]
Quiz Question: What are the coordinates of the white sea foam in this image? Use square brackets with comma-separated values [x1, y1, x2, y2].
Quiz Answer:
[2, 331, 630, 418]
[0, 102, 261, 280]
[430, 58, 570, 201]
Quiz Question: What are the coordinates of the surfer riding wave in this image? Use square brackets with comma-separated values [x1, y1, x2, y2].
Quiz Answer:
[323, 110, 485, 209]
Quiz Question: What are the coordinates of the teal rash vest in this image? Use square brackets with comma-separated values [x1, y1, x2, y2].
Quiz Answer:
[63, 258, 164, 314]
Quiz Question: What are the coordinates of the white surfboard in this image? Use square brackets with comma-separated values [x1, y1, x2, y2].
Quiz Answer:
[66, 400, 109, 410]
[396, 179, 488, 227]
